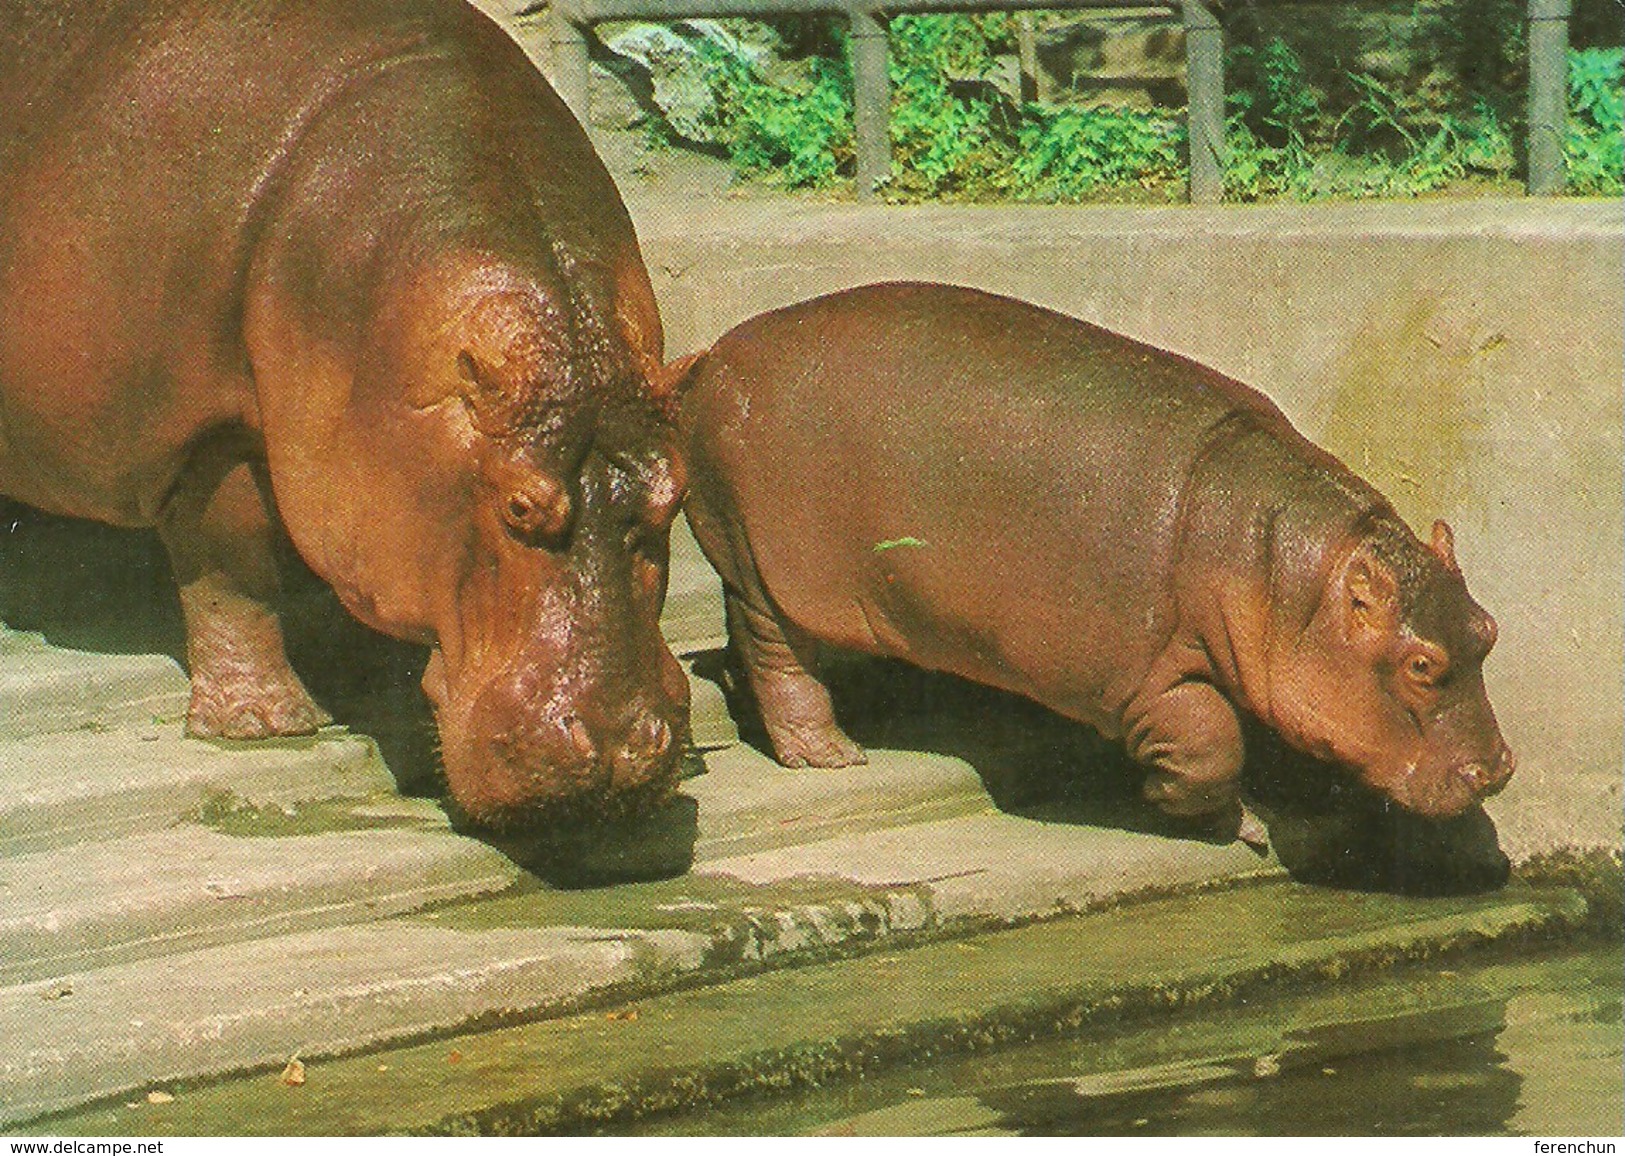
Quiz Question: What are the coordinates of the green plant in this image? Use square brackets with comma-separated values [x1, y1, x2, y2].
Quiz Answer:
[1565, 46, 1624, 195]
[1256, 36, 1321, 157]
[1220, 30, 1518, 203]
[1011, 105, 1184, 200]
[884, 15, 1010, 197]
[1223, 38, 1318, 199]
[695, 29, 854, 187]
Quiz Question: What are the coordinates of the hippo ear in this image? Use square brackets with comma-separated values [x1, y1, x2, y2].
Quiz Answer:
[1430, 520, 1460, 573]
[1344, 548, 1399, 641]
[649, 350, 708, 400]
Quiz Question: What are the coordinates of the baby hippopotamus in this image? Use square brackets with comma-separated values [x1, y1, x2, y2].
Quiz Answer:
[675, 282, 1513, 843]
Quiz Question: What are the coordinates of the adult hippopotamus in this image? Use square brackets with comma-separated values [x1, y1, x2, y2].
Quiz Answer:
[0, 0, 689, 828]
[676, 282, 1514, 841]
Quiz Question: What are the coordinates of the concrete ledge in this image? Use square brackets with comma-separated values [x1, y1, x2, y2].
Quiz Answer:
[36, 880, 1589, 1136]
[688, 743, 992, 861]
[0, 634, 188, 742]
[0, 726, 395, 856]
[0, 740, 1268, 1127]
[0, 810, 520, 988]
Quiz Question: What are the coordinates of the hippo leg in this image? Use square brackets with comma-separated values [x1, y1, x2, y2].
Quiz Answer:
[1126, 681, 1246, 832]
[158, 447, 331, 739]
[724, 587, 866, 769]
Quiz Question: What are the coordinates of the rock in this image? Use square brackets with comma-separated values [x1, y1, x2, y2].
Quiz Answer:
[598, 21, 768, 144]
[1032, 15, 1187, 109]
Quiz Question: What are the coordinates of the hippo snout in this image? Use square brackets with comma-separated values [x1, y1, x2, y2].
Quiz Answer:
[450, 676, 688, 829]
[552, 707, 678, 789]
[1397, 740, 1515, 818]
[1456, 744, 1516, 799]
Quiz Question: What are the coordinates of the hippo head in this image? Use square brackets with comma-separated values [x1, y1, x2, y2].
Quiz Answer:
[252, 241, 690, 830]
[418, 255, 692, 830]
[419, 396, 692, 831]
[1268, 518, 1513, 817]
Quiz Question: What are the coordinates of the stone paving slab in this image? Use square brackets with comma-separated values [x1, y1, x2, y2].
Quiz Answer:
[35, 881, 1588, 1136]
[0, 726, 396, 856]
[686, 744, 990, 861]
[0, 920, 699, 1127]
[0, 740, 1260, 1127]
[698, 809, 1277, 924]
[0, 638, 189, 742]
[0, 813, 520, 988]
[0, 626, 48, 653]
[683, 664, 738, 751]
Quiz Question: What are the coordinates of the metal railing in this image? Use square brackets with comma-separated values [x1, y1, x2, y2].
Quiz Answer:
[528, 0, 1575, 202]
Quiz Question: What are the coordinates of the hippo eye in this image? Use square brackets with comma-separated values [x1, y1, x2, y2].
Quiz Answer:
[1402, 644, 1449, 688]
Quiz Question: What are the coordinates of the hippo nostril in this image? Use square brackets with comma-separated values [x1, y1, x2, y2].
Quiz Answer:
[1457, 755, 1512, 798]
[500, 478, 572, 541]
[566, 716, 597, 762]
[608, 715, 676, 786]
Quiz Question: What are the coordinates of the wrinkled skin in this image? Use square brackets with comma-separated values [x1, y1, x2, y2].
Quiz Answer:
[0, 0, 689, 828]
[676, 283, 1513, 841]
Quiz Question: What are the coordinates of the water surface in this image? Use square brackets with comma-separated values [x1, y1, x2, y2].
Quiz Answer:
[637, 946, 1622, 1136]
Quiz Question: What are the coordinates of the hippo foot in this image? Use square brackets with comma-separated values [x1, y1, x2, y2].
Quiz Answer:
[767, 722, 867, 769]
[185, 679, 333, 739]
[1233, 804, 1271, 855]
[1161, 799, 1269, 855]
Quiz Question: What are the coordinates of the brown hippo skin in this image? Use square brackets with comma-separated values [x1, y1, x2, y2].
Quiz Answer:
[0, 0, 690, 828]
[677, 283, 1514, 840]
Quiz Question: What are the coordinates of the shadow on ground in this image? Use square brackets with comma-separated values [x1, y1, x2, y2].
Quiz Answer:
[0, 500, 441, 796]
[693, 644, 1511, 897]
[0, 500, 700, 889]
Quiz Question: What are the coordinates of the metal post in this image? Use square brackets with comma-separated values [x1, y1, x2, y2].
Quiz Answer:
[1016, 13, 1040, 104]
[1183, 1, 1224, 205]
[1527, 0, 1571, 195]
[850, 9, 891, 201]
[548, 9, 593, 130]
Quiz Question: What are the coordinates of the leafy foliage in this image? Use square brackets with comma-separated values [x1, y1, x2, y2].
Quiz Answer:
[1010, 105, 1184, 200]
[884, 15, 1010, 197]
[694, 29, 855, 186]
[1565, 47, 1624, 195]
[643, 17, 1620, 201]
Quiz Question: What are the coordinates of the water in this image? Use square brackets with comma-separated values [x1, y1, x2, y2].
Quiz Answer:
[637, 946, 1622, 1136]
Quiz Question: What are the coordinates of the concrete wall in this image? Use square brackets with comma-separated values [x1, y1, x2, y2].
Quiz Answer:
[630, 197, 1624, 858]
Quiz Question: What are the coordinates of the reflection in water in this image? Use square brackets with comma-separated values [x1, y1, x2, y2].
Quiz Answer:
[638, 948, 1621, 1137]
[977, 1018, 1521, 1136]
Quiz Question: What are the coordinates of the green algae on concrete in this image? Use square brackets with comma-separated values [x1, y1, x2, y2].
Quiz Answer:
[41, 879, 1588, 1137]
[187, 789, 448, 839]
[409, 872, 937, 973]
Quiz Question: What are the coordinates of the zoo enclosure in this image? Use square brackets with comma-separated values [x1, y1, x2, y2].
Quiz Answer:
[532, 0, 1577, 201]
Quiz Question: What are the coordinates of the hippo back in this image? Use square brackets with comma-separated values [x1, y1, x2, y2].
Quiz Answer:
[682, 282, 1352, 727]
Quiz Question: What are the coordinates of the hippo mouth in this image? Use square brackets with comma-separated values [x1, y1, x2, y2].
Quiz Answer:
[443, 770, 680, 835]
[421, 644, 688, 833]
[1384, 750, 1515, 818]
